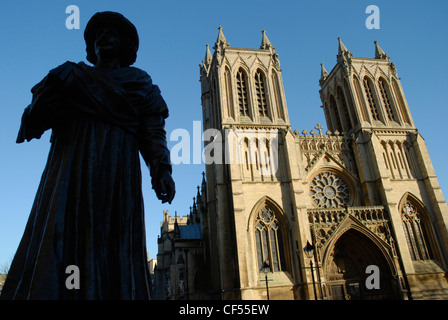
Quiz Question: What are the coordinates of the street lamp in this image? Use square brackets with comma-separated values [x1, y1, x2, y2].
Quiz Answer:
[261, 260, 270, 300]
[303, 240, 318, 300]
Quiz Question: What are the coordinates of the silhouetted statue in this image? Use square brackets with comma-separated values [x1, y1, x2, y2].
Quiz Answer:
[1, 11, 175, 299]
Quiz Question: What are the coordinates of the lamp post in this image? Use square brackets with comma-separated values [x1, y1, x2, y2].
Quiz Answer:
[304, 240, 318, 300]
[261, 260, 270, 300]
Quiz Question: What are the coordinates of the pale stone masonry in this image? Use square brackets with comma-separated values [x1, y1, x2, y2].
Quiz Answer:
[155, 28, 448, 300]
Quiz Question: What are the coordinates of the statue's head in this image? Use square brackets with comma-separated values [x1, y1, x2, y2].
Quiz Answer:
[84, 11, 139, 67]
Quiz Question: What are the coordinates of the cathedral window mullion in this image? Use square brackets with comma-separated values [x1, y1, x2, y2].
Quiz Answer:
[255, 207, 288, 274]
[255, 70, 268, 118]
[237, 68, 249, 117]
[378, 79, 396, 122]
[363, 78, 380, 121]
[401, 201, 433, 261]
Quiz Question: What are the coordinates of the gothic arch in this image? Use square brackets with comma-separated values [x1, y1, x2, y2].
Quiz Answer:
[352, 75, 370, 123]
[343, 78, 358, 127]
[321, 224, 399, 299]
[377, 76, 398, 123]
[322, 222, 396, 272]
[223, 65, 235, 119]
[235, 66, 251, 118]
[247, 196, 288, 232]
[253, 68, 270, 118]
[271, 69, 285, 120]
[247, 196, 292, 274]
[398, 193, 430, 219]
[359, 67, 376, 82]
[398, 192, 439, 261]
[328, 94, 343, 133]
[362, 75, 382, 122]
[252, 64, 269, 78]
[336, 85, 352, 132]
[232, 57, 250, 74]
[391, 77, 412, 125]
[375, 69, 390, 83]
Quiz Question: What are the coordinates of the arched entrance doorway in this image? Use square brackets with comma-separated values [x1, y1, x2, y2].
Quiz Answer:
[324, 229, 399, 300]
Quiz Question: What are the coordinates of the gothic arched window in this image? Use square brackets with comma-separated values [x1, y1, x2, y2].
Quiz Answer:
[353, 76, 370, 123]
[224, 67, 234, 119]
[363, 77, 380, 121]
[378, 78, 396, 122]
[236, 68, 249, 117]
[255, 207, 287, 272]
[271, 71, 285, 120]
[401, 201, 433, 260]
[392, 78, 411, 125]
[255, 69, 268, 117]
[337, 86, 352, 131]
[330, 95, 343, 133]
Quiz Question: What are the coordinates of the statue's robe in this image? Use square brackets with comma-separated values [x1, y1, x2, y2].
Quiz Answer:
[1, 61, 171, 299]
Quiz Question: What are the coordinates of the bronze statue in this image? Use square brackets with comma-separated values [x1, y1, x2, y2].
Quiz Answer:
[1, 12, 175, 299]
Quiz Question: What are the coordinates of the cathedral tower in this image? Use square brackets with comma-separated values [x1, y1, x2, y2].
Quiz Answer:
[200, 27, 289, 130]
[318, 38, 448, 299]
[199, 28, 297, 299]
[193, 29, 448, 300]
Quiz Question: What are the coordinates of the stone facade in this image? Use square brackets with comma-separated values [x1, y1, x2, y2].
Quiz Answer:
[155, 29, 448, 300]
[154, 189, 206, 299]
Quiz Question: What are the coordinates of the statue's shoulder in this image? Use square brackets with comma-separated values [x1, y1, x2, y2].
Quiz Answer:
[31, 61, 79, 94]
[48, 61, 79, 81]
[127, 66, 152, 83]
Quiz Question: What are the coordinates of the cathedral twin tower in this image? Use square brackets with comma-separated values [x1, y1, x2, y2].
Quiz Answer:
[174, 27, 448, 300]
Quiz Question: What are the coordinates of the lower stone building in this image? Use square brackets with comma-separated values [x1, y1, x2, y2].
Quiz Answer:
[154, 207, 204, 300]
[154, 28, 448, 300]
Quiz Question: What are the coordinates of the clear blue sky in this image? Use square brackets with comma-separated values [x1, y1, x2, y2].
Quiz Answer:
[1, 0, 447, 267]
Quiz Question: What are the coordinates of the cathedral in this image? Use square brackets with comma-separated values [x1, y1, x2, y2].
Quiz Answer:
[153, 27, 448, 300]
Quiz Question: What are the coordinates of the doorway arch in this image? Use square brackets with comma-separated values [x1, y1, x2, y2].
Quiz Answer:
[323, 229, 400, 300]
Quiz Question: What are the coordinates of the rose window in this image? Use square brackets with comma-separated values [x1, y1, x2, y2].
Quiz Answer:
[310, 172, 350, 208]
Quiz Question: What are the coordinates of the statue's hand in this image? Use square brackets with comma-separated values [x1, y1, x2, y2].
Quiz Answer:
[155, 169, 175, 204]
